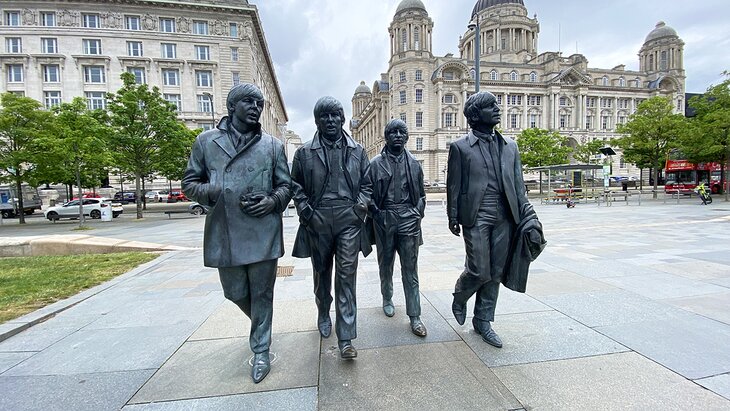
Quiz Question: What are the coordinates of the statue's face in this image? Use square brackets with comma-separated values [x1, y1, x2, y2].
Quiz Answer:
[233, 96, 263, 128]
[385, 126, 408, 153]
[472, 98, 501, 128]
[316, 110, 342, 141]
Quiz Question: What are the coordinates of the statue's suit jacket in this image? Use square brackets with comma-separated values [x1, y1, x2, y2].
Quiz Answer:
[182, 119, 291, 268]
[291, 131, 372, 258]
[446, 130, 529, 228]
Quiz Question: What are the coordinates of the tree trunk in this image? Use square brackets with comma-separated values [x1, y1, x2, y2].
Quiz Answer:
[76, 164, 85, 227]
[15, 177, 26, 224]
[135, 174, 143, 219]
[652, 168, 659, 199]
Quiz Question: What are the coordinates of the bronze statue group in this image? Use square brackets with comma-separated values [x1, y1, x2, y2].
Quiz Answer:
[182, 83, 546, 384]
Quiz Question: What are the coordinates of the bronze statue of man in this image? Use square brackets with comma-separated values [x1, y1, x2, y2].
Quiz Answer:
[291, 96, 372, 359]
[446, 91, 530, 348]
[368, 119, 427, 337]
[182, 83, 291, 383]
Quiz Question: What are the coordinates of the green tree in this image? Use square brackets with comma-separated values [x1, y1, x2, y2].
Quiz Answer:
[686, 72, 730, 201]
[0, 93, 53, 224]
[106, 73, 194, 218]
[615, 96, 686, 197]
[516, 128, 571, 168]
[572, 139, 607, 164]
[156, 125, 199, 182]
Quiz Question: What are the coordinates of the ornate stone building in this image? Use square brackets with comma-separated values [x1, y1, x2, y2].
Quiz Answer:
[350, 0, 686, 183]
[0, 0, 288, 138]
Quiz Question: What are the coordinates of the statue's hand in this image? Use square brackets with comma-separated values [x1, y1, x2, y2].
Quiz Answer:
[449, 220, 461, 237]
[244, 195, 276, 217]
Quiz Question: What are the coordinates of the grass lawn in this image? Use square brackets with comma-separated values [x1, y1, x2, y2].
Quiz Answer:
[0, 252, 159, 323]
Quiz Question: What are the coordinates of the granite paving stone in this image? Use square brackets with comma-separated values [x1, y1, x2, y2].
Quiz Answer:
[651, 261, 730, 280]
[130, 331, 320, 404]
[422, 288, 552, 323]
[0, 352, 34, 374]
[494, 352, 730, 410]
[599, 272, 728, 300]
[0, 322, 80, 353]
[525, 270, 617, 296]
[696, 373, 730, 401]
[122, 387, 317, 411]
[661, 291, 730, 325]
[318, 341, 522, 410]
[597, 312, 730, 379]
[454, 310, 628, 367]
[0, 369, 155, 411]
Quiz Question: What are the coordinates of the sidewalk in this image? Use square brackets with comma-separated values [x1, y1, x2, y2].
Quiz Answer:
[1, 201, 729, 410]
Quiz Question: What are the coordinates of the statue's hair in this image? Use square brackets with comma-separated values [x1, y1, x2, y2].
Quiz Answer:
[463, 91, 497, 126]
[226, 83, 264, 116]
[384, 119, 408, 138]
[313, 96, 345, 126]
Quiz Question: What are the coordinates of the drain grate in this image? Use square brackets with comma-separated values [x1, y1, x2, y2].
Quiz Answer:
[276, 265, 294, 277]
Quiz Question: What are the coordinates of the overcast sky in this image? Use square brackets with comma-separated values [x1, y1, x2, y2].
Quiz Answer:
[257, 0, 729, 140]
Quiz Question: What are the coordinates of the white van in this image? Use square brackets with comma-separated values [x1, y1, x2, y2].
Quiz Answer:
[0, 185, 43, 218]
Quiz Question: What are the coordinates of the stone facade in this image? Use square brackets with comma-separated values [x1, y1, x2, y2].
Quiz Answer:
[350, 0, 686, 183]
[0, 0, 288, 139]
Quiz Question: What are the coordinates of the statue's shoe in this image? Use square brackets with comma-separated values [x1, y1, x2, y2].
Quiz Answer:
[251, 352, 271, 383]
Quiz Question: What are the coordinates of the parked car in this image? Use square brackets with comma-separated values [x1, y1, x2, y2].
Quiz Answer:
[145, 190, 169, 202]
[167, 189, 189, 202]
[44, 198, 123, 221]
[0, 184, 43, 218]
[71, 192, 101, 200]
[188, 202, 209, 215]
[113, 191, 137, 204]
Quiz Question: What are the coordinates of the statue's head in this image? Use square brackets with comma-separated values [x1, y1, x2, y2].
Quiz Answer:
[227, 83, 264, 125]
[313, 96, 345, 141]
[464, 91, 501, 129]
[384, 119, 409, 155]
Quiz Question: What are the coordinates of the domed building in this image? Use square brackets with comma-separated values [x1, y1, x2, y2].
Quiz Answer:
[350, 0, 686, 183]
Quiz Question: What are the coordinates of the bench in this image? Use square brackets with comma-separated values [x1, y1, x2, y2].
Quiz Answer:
[163, 210, 190, 219]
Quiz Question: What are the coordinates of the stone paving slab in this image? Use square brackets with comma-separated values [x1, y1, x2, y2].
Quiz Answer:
[318, 341, 523, 410]
[0, 370, 155, 411]
[661, 292, 730, 325]
[493, 352, 730, 410]
[0, 322, 80, 353]
[423, 288, 553, 323]
[524, 270, 617, 296]
[123, 387, 318, 411]
[130, 331, 320, 404]
[696, 373, 730, 401]
[597, 312, 730, 379]
[453, 311, 628, 367]
[599, 272, 729, 300]
[0, 352, 34, 374]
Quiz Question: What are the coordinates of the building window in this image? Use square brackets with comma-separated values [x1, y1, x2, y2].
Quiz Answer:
[490, 70, 498, 81]
[232, 71, 240, 86]
[415, 88, 423, 103]
[602, 76, 608, 86]
[510, 71, 518, 81]
[127, 67, 146, 84]
[82, 14, 100, 28]
[43, 65, 60, 82]
[619, 156, 626, 168]
[399, 71, 406, 82]
[41, 12, 56, 27]
[601, 116, 609, 130]
[44, 91, 62, 109]
[159, 18, 175, 33]
[197, 94, 212, 112]
[618, 99, 629, 109]
[585, 115, 593, 129]
[635, 77, 641, 88]
[416, 137, 423, 150]
[496, 94, 502, 105]
[229, 22, 238, 37]
[164, 94, 182, 112]
[507, 95, 522, 105]
[83, 66, 105, 83]
[127, 41, 143, 57]
[529, 72, 537, 82]
[231, 47, 239, 61]
[193, 20, 209, 35]
[6, 64, 23, 82]
[443, 71, 455, 80]
[414, 26, 420, 50]
[559, 114, 567, 128]
[195, 45, 210, 60]
[619, 77, 626, 87]
[415, 69, 422, 81]
[400, 113, 407, 123]
[196, 70, 213, 87]
[401, 30, 407, 51]
[443, 94, 455, 104]
[399, 90, 406, 104]
[677, 99, 682, 111]
[162, 69, 179, 86]
[200, 123, 214, 131]
[443, 112, 454, 127]
[83, 39, 102, 55]
[41, 38, 58, 54]
[527, 95, 541, 106]
[416, 111, 423, 128]
[660, 51, 668, 70]
[4, 11, 20, 26]
[161, 43, 176, 59]
[501, 37, 507, 50]
[618, 115, 626, 125]
[85, 91, 106, 110]
[529, 114, 537, 128]
[559, 97, 568, 106]
[600, 98, 612, 108]
[510, 114, 518, 128]
[5, 38, 21, 53]
[586, 97, 596, 108]
[125, 15, 140, 30]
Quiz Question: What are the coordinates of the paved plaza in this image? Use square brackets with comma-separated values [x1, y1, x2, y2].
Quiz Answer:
[1, 198, 729, 410]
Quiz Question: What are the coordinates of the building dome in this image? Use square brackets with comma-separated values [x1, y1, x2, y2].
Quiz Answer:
[354, 81, 371, 95]
[645, 21, 678, 42]
[395, 0, 427, 15]
[471, 0, 524, 17]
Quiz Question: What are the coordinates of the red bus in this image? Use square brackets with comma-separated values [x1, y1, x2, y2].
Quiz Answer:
[664, 158, 725, 194]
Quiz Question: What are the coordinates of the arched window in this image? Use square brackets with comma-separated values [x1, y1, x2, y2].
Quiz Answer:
[619, 77, 625, 87]
[510, 71, 518, 81]
[402, 30, 407, 51]
[648, 55, 654, 71]
[529, 72, 537, 82]
[414, 27, 420, 50]
[490, 70, 498, 81]
[635, 77, 641, 88]
[602, 76, 609, 86]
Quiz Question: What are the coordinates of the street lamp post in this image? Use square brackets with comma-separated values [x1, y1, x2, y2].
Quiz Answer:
[468, 14, 481, 93]
[202, 92, 215, 128]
